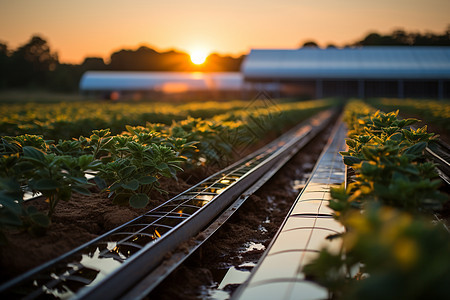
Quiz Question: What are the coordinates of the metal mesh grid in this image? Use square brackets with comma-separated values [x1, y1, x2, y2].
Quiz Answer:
[1, 109, 335, 299]
[1, 130, 288, 299]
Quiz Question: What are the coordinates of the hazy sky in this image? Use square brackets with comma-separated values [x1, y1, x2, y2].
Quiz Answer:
[0, 0, 448, 64]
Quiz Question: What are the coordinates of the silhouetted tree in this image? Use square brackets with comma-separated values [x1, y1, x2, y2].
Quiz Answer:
[47, 64, 84, 92]
[0, 42, 10, 89]
[159, 50, 191, 71]
[108, 46, 242, 72]
[109, 46, 165, 71]
[9, 35, 58, 87]
[81, 57, 106, 70]
[352, 26, 450, 47]
[301, 41, 319, 48]
[202, 53, 245, 72]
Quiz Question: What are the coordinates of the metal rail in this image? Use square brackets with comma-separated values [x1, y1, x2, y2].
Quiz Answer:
[232, 118, 450, 300]
[426, 140, 450, 186]
[233, 117, 347, 300]
[121, 110, 334, 300]
[0, 108, 339, 300]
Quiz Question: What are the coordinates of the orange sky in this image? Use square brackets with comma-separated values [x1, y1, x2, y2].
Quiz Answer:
[0, 0, 448, 64]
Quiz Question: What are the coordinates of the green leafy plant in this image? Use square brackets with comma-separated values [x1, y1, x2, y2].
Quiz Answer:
[21, 146, 100, 218]
[340, 101, 445, 212]
[0, 98, 337, 240]
[97, 142, 186, 208]
[304, 100, 450, 299]
[304, 204, 450, 300]
[368, 98, 450, 133]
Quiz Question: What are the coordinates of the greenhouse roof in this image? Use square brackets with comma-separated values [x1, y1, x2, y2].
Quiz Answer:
[242, 47, 450, 81]
[79, 71, 244, 91]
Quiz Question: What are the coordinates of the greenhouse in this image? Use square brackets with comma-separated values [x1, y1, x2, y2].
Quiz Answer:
[242, 47, 450, 99]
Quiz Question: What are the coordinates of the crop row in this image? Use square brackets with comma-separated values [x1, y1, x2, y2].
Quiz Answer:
[304, 100, 450, 299]
[0, 99, 336, 244]
[0, 100, 258, 140]
[368, 98, 450, 132]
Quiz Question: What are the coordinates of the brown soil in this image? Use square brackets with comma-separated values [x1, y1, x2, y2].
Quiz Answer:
[148, 124, 333, 299]
[0, 129, 284, 285]
[0, 172, 196, 283]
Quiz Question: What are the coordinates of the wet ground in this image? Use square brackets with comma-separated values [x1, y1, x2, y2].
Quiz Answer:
[148, 124, 334, 300]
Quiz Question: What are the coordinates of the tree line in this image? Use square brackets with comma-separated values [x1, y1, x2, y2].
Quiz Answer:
[0, 26, 448, 93]
[0, 36, 245, 92]
[301, 26, 450, 48]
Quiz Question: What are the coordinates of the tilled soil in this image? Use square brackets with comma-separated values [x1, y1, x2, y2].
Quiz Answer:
[148, 125, 333, 300]
[0, 172, 198, 282]
[0, 129, 284, 284]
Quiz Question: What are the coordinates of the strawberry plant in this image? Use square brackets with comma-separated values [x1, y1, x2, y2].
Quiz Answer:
[0, 98, 337, 240]
[21, 147, 100, 218]
[340, 101, 446, 212]
[368, 98, 450, 132]
[97, 142, 186, 208]
[304, 204, 450, 300]
[0, 100, 252, 140]
[304, 100, 450, 299]
[0, 135, 100, 236]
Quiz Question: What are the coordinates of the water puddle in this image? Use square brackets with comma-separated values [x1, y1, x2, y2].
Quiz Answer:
[244, 242, 265, 252]
[203, 262, 257, 300]
[258, 224, 268, 234]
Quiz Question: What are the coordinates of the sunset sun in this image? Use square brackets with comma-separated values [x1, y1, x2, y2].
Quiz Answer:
[190, 50, 207, 65]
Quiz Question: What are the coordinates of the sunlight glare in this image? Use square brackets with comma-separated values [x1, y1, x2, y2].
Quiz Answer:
[190, 50, 207, 65]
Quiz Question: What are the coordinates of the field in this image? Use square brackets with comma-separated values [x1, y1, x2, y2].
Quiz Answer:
[0, 97, 449, 298]
[0, 97, 336, 280]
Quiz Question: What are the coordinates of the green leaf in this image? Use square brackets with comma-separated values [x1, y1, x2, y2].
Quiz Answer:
[58, 188, 72, 201]
[343, 156, 361, 166]
[345, 139, 357, 148]
[0, 195, 22, 215]
[156, 162, 168, 171]
[138, 176, 157, 185]
[361, 147, 376, 161]
[100, 156, 113, 164]
[122, 165, 137, 177]
[360, 161, 378, 175]
[129, 193, 149, 208]
[71, 177, 88, 185]
[27, 206, 38, 214]
[402, 165, 420, 175]
[121, 179, 139, 191]
[90, 134, 100, 141]
[404, 118, 420, 127]
[78, 155, 94, 169]
[29, 212, 50, 227]
[94, 176, 107, 190]
[403, 142, 427, 157]
[125, 125, 136, 134]
[32, 178, 60, 190]
[113, 193, 130, 206]
[392, 171, 408, 181]
[388, 132, 403, 141]
[23, 146, 46, 161]
[109, 182, 122, 192]
[0, 210, 22, 226]
[72, 186, 91, 196]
